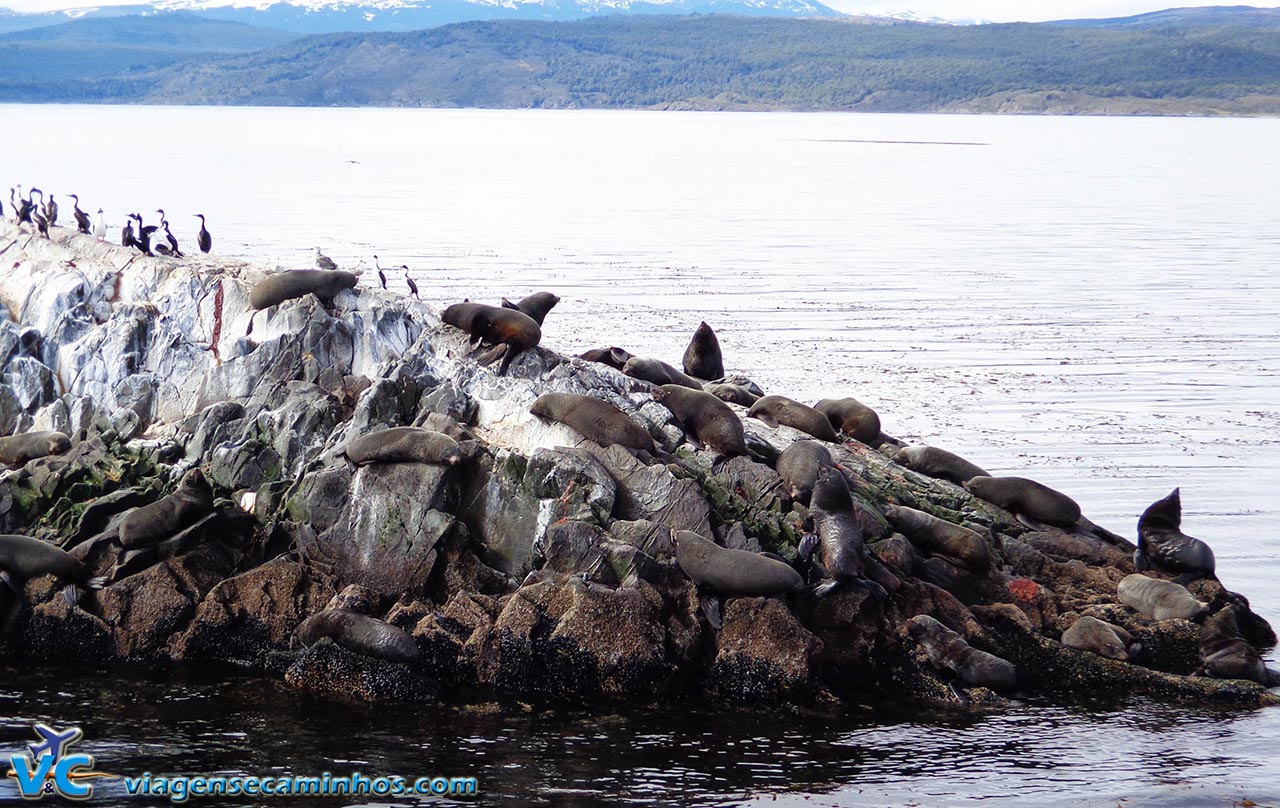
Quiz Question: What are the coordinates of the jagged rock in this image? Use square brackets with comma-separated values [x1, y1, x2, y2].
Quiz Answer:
[409, 591, 497, 685]
[711, 596, 824, 703]
[284, 640, 440, 702]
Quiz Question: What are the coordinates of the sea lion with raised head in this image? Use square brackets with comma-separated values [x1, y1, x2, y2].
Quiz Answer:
[1061, 616, 1140, 662]
[803, 467, 886, 598]
[501, 291, 560, 326]
[907, 614, 1017, 692]
[682, 321, 724, 381]
[653, 384, 747, 457]
[249, 269, 359, 310]
[1135, 488, 1216, 582]
[623, 356, 703, 390]
[814, 397, 881, 445]
[891, 445, 990, 486]
[1197, 605, 1267, 684]
[0, 533, 107, 595]
[748, 395, 840, 442]
[965, 475, 1082, 528]
[1117, 573, 1208, 622]
[342, 427, 463, 467]
[530, 393, 656, 454]
[294, 608, 419, 663]
[118, 468, 215, 550]
[578, 346, 635, 371]
[775, 440, 834, 505]
[675, 530, 804, 597]
[883, 505, 991, 572]
[704, 383, 760, 407]
[0, 431, 71, 467]
[442, 302, 542, 375]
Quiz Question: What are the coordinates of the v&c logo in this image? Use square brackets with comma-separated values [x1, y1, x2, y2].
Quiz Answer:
[6, 724, 116, 801]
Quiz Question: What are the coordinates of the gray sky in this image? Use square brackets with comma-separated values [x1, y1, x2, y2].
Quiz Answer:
[1, 0, 1276, 22]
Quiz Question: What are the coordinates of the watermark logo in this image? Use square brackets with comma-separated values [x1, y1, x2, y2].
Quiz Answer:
[6, 724, 115, 801]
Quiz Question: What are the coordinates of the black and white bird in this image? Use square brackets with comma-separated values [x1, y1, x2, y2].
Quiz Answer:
[156, 210, 182, 257]
[122, 217, 137, 250]
[194, 214, 211, 254]
[94, 209, 107, 241]
[374, 255, 387, 290]
[402, 266, 418, 299]
[42, 193, 57, 228]
[314, 247, 337, 270]
[70, 194, 91, 234]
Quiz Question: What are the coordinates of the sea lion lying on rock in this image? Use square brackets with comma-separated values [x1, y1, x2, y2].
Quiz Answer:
[0, 533, 107, 601]
[293, 608, 419, 663]
[814, 397, 881, 445]
[775, 440, 834, 505]
[890, 445, 989, 486]
[653, 384, 747, 458]
[907, 614, 1017, 692]
[674, 530, 803, 597]
[0, 430, 71, 467]
[624, 357, 703, 390]
[501, 291, 560, 326]
[530, 393, 656, 455]
[965, 475, 1082, 529]
[883, 505, 991, 572]
[748, 395, 840, 442]
[118, 468, 215, 550]
[1061, 616, 1141, 662]
[578, 346, 634, 371]
[682, 321, 724, 381]
[342, 427, 463, 467]
[1117, 573, 1208, 622]
[703, 383, 759, 407]
[1135, 488, 1216, 582]
[1197, 605, 1268, 684]
[442, 301, 542, 375]
[249, 269, 359, 310]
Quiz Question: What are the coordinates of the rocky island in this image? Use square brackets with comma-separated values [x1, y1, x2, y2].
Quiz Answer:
[0, 219, 1275, 710]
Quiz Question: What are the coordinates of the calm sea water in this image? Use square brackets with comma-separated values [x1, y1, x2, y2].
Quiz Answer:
[2, 105, 1279, 805]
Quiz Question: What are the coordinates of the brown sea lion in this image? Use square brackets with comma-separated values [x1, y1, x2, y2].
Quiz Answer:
[0, 431, 71, 467]
[0, 533, 107, 596]
[623, 356, 703, 390]
[674, 530, 803, 597]
[814, 397, 881, 444]
[578, 346, 635, 371]
[1061, 616, 1141, 661]
[294, 608, 419, 663]
[703, 383, 760, 407]
[775, 440, 834, 505]
[653, 384, 747, 457]
[907, 615, 1017, 692]
[681, 321, 724, 381]
[530, 393, 656, 454]
[249, 269, 359, 310]
[748, 395, 840, 442]
[883, 505, 991, 572]
[442, 302, 542, 375]
[1135, 488, 1216, 582]
[501, 291, 560, 326]
[118, 468, 215, 550]
[1198, 606, 1267, 684]
[1117, 573, 1208, 622]
[965, 475, 1082, 528]
[891, 445, 990, 486]
[342, 427, 463, 467]
[803, 467, 885, 598]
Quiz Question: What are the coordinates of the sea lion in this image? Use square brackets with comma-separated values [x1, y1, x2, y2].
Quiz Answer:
[1197, 605, 1267, 684]
[578, 346, 635, 371]
[623, 356, 703, 390]
[883, 505, 991, 572]
[681, 321, 724, 381]
[501, 291, 560, 326]
[814, 397, 881, 445]
[341, 427, 463, 467]
[529, 393, 655, 454]
[294, 608, 419, 663]
[118, 468, 215, 550]
[907, 614, 1017, 692]
[775, 440, 834, 504]
[804, 467, 885, 598]
[891, 445, 990, 486]
[0, 431, 71, 467]
[1135, 488, 1216, 582]
[747, 395, 840, 442]
[0, 533, 107, 594]
[653, 384, 747, 457]
[1061, 616, 1140, 662]
[1117, 573, 1208, 622]
[249, 269, 359, 310]
[674, 530, 803, 597]
[441, 302, 541, 375]
[703, 383, 760, 407]
[965, 475, 1082, 528]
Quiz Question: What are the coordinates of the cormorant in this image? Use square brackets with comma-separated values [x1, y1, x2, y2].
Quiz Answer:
[403, 266, 418, 299]
[94, 209, 107, 241]
[194, 214, 211, 254]
[314, 247, 337, 270]
[43, 194, 57, 228]
[70, 195, 90, 234]
[157, 211, 182, 257]
[374, 256, 387, 290]
[122, 217, 138, 250]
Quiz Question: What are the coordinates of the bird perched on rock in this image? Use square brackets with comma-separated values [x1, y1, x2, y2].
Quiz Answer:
[194, 214, 211, 253]
[403, 266, 418, 299]
[70, 195, 90, 234]
[314, 247, 338, 270]
[93, 209, 107, 241]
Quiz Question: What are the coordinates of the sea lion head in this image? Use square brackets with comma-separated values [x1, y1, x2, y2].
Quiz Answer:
[1139, 488, 1182, 532]
[180, 467, 211, 494]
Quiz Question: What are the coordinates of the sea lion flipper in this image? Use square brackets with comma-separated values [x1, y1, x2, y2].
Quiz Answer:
[1, 571, 21, 596]
[948, 680, 972, 707]
[85, 575, 107, 590]
[796, 533, 820, 562]
[813, 581, 841, 599]
[61, 584, 81, 607]
[699, 596, 722, 631]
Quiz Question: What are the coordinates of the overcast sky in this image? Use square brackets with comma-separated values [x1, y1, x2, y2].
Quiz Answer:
[1, 0, 1276, 22]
